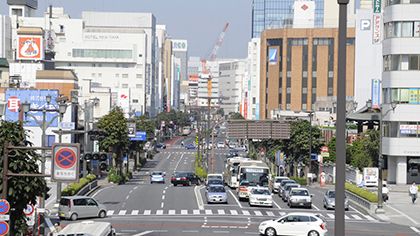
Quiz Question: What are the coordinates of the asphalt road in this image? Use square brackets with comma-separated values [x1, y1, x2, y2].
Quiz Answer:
[54, 132, 420, 236]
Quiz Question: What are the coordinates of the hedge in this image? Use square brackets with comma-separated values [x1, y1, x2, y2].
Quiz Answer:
[61, 174, 97, 196]
[195, 153, 207, 179]
[290, 176, 307, 186]
[345, 182, 378, 202]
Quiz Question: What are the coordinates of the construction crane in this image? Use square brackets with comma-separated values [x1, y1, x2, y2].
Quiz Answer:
[202, 23, 229, 107]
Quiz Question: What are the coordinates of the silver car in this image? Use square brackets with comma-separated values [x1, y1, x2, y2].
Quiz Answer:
[323, 189, 349, 211]
[271, 176, 289, 193]
[281, 183, 301, 202]
[206, 184, 228, 204]
[58, 196, 107, 221]
[150, 171, 165, 184]
[279, 179, 296, 196]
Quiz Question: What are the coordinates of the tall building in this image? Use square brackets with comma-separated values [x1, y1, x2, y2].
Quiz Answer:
[172, 40, 188, 81]
[252, 0, 357, 38]
[244, 38, 261, 120]
[219, 59, 247, 114]
[259, 28, 356, 119]
[381, 0, 420, 184]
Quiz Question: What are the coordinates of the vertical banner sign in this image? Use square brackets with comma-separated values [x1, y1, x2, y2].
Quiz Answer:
[256, 103, 260, 120]
[371, 79, 380, 108]
[374, 0, 381, 13]
[269, 48, 278, 65]
[373, 15, 381, 45]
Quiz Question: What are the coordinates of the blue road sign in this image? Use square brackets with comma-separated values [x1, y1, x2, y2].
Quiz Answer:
[129, 131, 146, 141]
[189, 116, 194, 121]
[123, 157, 128, 162]
[0, 200, 9, 214]
[92, 160, 98, 165]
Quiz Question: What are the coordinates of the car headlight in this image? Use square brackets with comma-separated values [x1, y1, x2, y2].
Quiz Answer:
[223, 195, 227, 198]
[328, 199, 334, 203]
[307, 199, 311, 202]
[260, 222, 267, 227]
[291, 198, 297, 202]
[209, 195, 216, 198]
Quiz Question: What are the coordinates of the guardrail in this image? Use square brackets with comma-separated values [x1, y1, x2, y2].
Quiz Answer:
[345, 189, 376, 213]
[77, 180, 98, 196]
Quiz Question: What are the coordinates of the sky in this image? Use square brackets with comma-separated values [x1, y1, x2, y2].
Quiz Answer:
[0, 0, 254, 59]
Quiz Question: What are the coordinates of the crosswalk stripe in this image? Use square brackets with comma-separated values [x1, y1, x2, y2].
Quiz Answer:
[230, 210, 238, 215]
[327, 214, 335, 219]
[107, 210, 114, 216]
[156, 210, 163, 215]
[118, 210, 126, 215]
[242, 210, 250, 215]
[193, 210, 200, 215]
[345, 215, 350, 220]
[217, 209, 225, 215]
[254, 211, 262, 216]
[352, 214, 362, 220]
[205, 210, 212, 214]
[131, 210, 139, 215]
[168, 210, 176, 215]
[267, 211, 275, 216]
[144, 210, 151, 215]
[181, 210, 188, 215]
[364, 215, 375, 221]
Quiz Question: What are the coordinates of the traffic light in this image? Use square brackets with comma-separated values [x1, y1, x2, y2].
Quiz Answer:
[99, 152, 108, 161]
[88, 129, 107, 141]
[379, 158, 385, 169]
[45, 186, 51, 200]
[92, 152, 100, 160]
[84, 152, 93, 160]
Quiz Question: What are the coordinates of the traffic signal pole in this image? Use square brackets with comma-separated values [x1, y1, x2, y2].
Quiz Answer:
[83, 100, 89, 179]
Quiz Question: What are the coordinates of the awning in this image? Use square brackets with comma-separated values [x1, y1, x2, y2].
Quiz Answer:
[346, 105, 380, 122]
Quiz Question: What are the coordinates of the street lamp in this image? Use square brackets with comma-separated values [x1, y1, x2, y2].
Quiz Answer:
[21, 94, 68, 209]
[366, 99, 397, 213]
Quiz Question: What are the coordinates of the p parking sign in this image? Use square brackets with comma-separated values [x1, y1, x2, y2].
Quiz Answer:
[51, 143, 80, 183]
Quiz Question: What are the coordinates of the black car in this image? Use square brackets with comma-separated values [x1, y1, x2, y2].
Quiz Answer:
[171, 172, 201, 186]
[156, 143, 166, 149]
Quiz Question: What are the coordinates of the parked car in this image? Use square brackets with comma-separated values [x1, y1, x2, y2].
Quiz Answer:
[58, 196, 107, 221]
[249, 187, 273, 207]
[171, 172, 201, 186]
[156, 143, 166, 149]
[278, 179, 296, 196]
[271, 176, 289, 193]
[185, 143, 197, 149]
[258, 212, 328, 236]
[205, 184, 228, 204]
[234, 145, 247, 151]
[216, 142, 225, 148]
[287, 187, 314, 208]
[323, 189, 349, 211]
[150, 171, 165, 184]
[281, 183, 301, 202]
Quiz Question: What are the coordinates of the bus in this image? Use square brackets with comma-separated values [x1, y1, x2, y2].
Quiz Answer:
[224, 157, 248, 188]
[57, 221, 116, 236]
[236, 160, 270, 200]
[182, 126, 191, 136]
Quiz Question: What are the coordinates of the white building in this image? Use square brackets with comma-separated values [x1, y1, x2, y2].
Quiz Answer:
[197, 60, 219, 108]
[245, 38, 261, 120]
[218, 59, 247, 114]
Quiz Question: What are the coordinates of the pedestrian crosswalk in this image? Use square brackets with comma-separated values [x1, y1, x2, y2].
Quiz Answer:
[162, 151, 247, 157]
[105, 209, 376, 221]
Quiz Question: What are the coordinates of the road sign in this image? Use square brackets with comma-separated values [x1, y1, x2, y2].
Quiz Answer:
[23, 204, 34, 216]
[189, 116, 194, 121]
[0, 200, 9, 215]
[51, 143, 80, 183]
[0, 221, 8, 235]
[129, 131, 146, 141]
[0, 216, 8, 221]
[94, 140, 99, 152]
[127, 123, 136, 137]
[321, 146, 329, 153]
[58, 122, 75, 130]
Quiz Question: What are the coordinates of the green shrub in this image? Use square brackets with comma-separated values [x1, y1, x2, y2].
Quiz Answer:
[290, 176, 307, 186]
[345, 182, 378, 202]
[61, 178, 90, 196]
[108, 173, 123, 184]
[195, 153, 207, 179]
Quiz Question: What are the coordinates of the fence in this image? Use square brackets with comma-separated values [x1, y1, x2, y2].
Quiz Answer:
[320, 162, 360, 185]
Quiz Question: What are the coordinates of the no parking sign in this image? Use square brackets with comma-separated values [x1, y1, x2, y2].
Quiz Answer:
[51, 143, 80, 183]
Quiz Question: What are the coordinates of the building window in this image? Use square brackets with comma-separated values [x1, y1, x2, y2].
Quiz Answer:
[122, 84, 128, 88]
[122, 74, 129, 78]
[72, 49, 132, 59]
[98, 73, 102, 78]
[122, 64, 129, 68]
[115, 74, 119, 78]
[133, 99, 139, 103]
[136, 84, 142, 89]
[253, 97, 256, 104]
[91, 73, 96, 77]
[136, 74, 142, 79]
[384, 54, 420, 71]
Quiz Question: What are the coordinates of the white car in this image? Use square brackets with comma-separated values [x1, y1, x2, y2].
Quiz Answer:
[271, 176, 289, 193]
[216, 142, 225, 148]
[249, 187, 273, 207]
[259, 212, 328, 236]
[287, 187, 314, 208]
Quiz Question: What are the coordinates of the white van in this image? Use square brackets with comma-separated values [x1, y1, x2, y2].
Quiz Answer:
[206, 173, 224, 185]
[57, 221, 116, 236]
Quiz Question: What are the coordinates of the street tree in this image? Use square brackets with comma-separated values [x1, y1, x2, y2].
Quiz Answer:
[230, 113, 245, 120]
[97, 107, 130, 174]
[128, 115, 155, 167]
[0, 120, 47, 235]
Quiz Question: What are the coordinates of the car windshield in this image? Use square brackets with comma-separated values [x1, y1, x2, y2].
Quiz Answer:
[252, 189, 270, 195]
[291, 190, 309, 196]
[208, 180, 223, 185]
[281, 180, 295, 187]
[275, 179, 284, 183]
[328, 191, 335, 198]
[285, 185, 298, 191]
[152, 172, 162, 175]
[209, 186, 225, 193]
[175, 172, 189, 177]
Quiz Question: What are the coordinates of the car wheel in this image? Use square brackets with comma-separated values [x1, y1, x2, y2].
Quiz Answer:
[174, 184, 177, 186]
[183, 183, 187, 186]
[265, 227, 277, 236]
[98, 210, 106, 218]
[308, 230, 320, 236]
[59, 216, 65, 220]
[151, 181, 153, 184]
[345, 208, 349, 211]
[70, 213, 78, 221]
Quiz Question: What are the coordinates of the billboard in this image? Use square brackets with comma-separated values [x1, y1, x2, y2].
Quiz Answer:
[373, 15, 381, 45]
[269, 49, 277, 62]
[17, 36, 43, 60]
[5, 89, 59, 127]
[172, 40, 188, 52]
[371, 79, 380, 108]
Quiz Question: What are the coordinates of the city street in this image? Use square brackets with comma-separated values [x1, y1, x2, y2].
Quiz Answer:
[46, 134, 420, 236]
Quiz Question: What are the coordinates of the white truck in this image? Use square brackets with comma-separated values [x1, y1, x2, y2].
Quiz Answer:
[57, 221, 116, 236]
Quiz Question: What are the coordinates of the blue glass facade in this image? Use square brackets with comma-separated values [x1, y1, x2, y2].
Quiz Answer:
[252, 0, 324, 38]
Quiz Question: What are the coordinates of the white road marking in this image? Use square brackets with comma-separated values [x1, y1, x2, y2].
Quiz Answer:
[168, 210, 176, 215]
[213, 231, 229, 234]
[162, 195, 165, 200]
[107, 210, 114, 215]
[352, 214, 362, 220]
[161, 202, 164, 208]
[254, 211, 262, 216]
[144, 210, 151, 215]
[217, 209, 225, 214]
[156, 210, 163, 215]
[132, 231, 153, 236]
[279, 212, 287, 216]
[129, 190, 133, 194]
[193, 209, 200, 214]
[119, 210, 126, 215]
[327, 213, 335, 219]
[167, 153, 171, 160]
[312, 204, 320, 210]
[345, 215, 350, 220]
[183, 230, 199, 233]
[126, 195, 129, 200]
[91, 186, 112, 198]
[134, 186, 138, 189]
[131, 210, 139, 215]
[364, 215, 376, 221]
[267, 211, 275, 216]
[273, 200, 281, 209]
[205, 209, 213, 214]
[181, 210, 188, 215]
[410, 227, 420, 233]
[242, 210, 250, 215]
[163, 190, 166, 194]
[386, 204, 419, 225]
[230, 210, 238, 215]
[229, 190, 242, 208]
